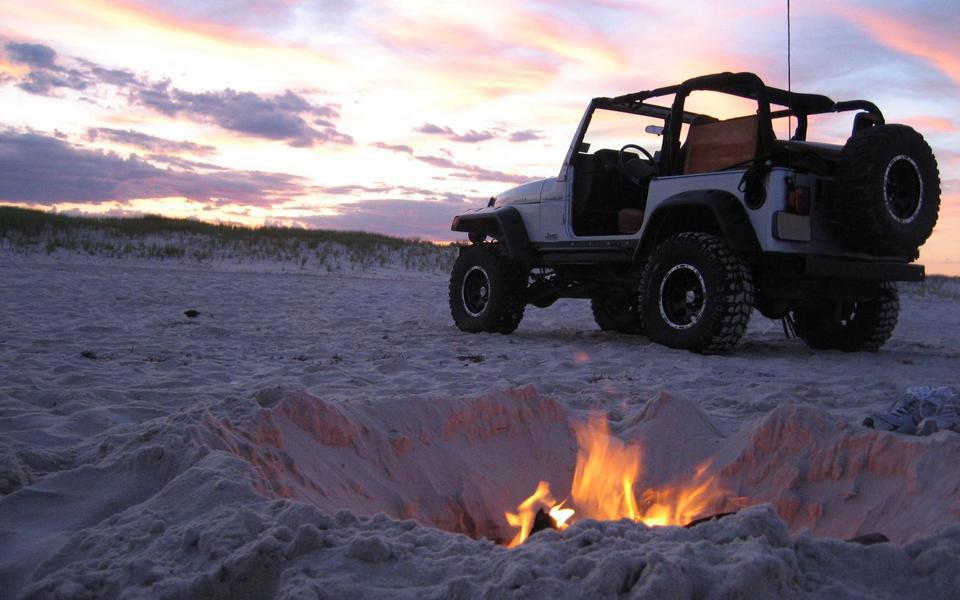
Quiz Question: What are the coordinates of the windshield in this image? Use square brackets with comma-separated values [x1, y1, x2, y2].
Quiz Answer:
[582, 109, 665, 158]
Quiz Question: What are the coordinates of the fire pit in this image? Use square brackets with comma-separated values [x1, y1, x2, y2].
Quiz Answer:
[202, 386, 960, 546]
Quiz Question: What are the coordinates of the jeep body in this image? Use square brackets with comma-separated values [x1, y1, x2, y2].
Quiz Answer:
[448, 72, 939, 354]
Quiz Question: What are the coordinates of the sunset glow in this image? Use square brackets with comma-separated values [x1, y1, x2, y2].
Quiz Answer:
[1, 0, 957, 273]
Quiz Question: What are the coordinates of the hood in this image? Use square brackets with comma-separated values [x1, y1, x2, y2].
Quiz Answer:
[493, 178, 549, 207]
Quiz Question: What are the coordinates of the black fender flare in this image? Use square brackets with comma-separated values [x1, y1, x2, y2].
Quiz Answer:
[451, 207, 533, 262]
[636, 190, 759, 257]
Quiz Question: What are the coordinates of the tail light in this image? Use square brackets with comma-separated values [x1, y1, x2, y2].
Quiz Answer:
[787, 185, 811, 214]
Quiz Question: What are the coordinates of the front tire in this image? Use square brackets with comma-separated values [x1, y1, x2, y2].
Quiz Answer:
[449, 243, 526, 334]
[639, 233, 753, 354]
[791, 282, 899, 352]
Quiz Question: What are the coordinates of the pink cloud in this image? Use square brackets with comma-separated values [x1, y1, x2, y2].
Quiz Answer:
[900, 116, 959, 135]
[361, 3, 631, 96]
[831, 5, 960, 86]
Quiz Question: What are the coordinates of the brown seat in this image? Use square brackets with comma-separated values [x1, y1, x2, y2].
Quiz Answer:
[683, 115, 760, 174]
[618, 208, 645, 234]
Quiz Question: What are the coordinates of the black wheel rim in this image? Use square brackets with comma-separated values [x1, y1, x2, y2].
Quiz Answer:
[461, 266, 491, 317]
[884, 155, 923, 223]
[658, 264, 706, 330]
[837, 301, 858, 327]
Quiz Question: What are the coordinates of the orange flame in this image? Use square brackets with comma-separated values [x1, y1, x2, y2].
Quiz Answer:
[571, 414, 642, 521]
[503, 481, 573, 548]
[635, 461, 719, 527]
[505, 414, 725, 546]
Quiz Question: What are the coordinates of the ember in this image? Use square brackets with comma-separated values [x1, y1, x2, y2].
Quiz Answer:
[506, 414, 728, 545]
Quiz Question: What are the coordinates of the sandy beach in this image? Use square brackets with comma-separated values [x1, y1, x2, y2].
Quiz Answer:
[2, 250, 959, 598]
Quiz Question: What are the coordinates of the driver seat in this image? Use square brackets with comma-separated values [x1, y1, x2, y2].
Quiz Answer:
[618, 208, 644, 234]
[616, 153, 653, 234]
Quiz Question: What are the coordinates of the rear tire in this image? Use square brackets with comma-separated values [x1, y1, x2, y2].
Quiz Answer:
[591, 293, 643, 334]
[639, 233, 753, 354]
[449, 243, 526, 334]
[833, 124, 940, 256]
[791, 282, 899, 352]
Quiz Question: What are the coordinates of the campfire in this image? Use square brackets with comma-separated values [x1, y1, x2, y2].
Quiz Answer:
[506, 414, 726, 547]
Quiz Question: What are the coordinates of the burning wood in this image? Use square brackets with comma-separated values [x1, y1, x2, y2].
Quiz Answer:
[846, 532, 889, 546]
[530, 507, 559, 536]
[683, 511, 737, 528]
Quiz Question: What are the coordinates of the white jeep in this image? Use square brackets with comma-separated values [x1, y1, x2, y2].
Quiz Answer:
[448, 72, 939, 354]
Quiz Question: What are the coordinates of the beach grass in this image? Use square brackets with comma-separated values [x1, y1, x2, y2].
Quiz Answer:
[0, 206, 457, 272]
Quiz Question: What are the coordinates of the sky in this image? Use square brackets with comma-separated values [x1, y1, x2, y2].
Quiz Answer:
[0, 0, 958, 273]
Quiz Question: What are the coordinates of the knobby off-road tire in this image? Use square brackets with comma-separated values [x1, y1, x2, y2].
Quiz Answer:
[639, 233, 753, 355]
[591, 294, 643, 334]
[833, 124, 940, 256]
[791, 282, 899, 352]
[449, 243, 526, 334]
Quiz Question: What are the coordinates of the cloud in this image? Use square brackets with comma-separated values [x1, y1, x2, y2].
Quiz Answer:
[296, 198, 469, 240]
[899, 117, 960, 135]
[417, 122, 546, 144]
[938, 149, 960, 169]
[364, 2, 630, 97]
[2, 42, 108, 95]
[76, 59, 139, 87]
[417, 122, 496, 143]
[0, 129, 306, 206]
[829, 4, 960, 88]
[129, 0, 359, 35]
[416, 123, 449, 136]
[136, 85, 353, 147]
[308, 183, 468, 204]
[415, 155, 458, 169]
[143, 154, 225, 171]
[16, 66, 90, 95]
[4, 42, 57, 68]
[312, 184, 390, 196]
[370, 141, 414, 154]
[86, 127, 218, 156]
[414, 154, 536, 184]
[1, 42, 352, 147]
[508, 129, 545, 142]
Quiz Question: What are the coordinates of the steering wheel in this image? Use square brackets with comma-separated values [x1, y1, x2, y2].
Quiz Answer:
[618, 144, 659, 188]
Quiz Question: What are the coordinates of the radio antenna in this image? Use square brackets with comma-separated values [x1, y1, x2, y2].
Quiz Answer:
[787, 0, 793, 140]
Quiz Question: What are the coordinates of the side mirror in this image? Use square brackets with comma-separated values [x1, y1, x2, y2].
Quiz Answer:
[578, 141, 591, 153]
[645, 125, 665, 136]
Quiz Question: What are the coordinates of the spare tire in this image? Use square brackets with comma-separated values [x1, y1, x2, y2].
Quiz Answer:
[832, 124, 940, 256]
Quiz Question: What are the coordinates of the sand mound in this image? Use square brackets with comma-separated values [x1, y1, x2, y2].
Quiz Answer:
[200, 386, 577, 541]
[615, 392, 960, 543]
[715, 402, 960, 542]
